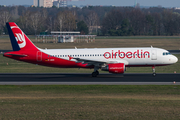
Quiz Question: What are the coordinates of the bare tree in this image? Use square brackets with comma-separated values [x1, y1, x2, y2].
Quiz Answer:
[56, 11, 76, 31]
[0, 13, 2, 34]
[19, 11, 31, 32]
[101, 10, 123, 35]
[11, 6, 19, 19]
[0, 11, 11, 34]
[47, 16, 53, 31]
[19, 10, 47, 35]
[128, 9, 145, 35]
[56, 11, 65, 31]
[64, 11, 76, 31]
[41, 9, 48, 30]
[86, 11, 99, 34]
[30, 12, 41, 35]
[0, 11, 11, 26]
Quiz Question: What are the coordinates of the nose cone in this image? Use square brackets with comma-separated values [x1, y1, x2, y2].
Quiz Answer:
[172, 55, 178, 63]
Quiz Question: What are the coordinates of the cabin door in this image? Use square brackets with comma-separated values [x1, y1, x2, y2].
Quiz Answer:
[37, 51, 42, 62]
[151, 49, 157, 60]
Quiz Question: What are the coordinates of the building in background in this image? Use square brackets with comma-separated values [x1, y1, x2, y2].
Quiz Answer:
[53, 0, 67, 7]
[53, 0, 84, 8]
[44, 0, 53, 7]
[53, 0, 60, 7]
[34, 0, 84, 8]
[34, 0, 53, 7]
[34, 0, 43, 7]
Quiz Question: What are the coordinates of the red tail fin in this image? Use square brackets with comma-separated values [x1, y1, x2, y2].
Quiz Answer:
[6, 22, 38, 51]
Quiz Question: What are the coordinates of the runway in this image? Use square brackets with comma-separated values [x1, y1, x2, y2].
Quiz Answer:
[0, 73, 179, 85]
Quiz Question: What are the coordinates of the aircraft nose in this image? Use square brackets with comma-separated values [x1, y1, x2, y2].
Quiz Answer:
[172, 55, 178, 63]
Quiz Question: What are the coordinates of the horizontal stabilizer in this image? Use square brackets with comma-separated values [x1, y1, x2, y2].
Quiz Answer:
[5, 53, 27, 57]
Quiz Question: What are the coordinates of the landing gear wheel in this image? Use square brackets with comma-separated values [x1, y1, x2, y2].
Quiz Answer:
[92, 66, 99, 77]
[152, 66, 156, 77]
[95, 71, 99, 75]
[152, 73, 156, 77]
[92, 72, 98, 77]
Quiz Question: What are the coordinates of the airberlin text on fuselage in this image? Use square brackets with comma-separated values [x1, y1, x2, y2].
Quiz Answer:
[104, 50, 150, 59]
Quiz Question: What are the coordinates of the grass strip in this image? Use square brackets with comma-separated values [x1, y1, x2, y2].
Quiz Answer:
[0, 85, 180, 120]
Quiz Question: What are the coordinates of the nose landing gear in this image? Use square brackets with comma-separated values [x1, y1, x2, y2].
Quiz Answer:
[152, 66, 156, 76]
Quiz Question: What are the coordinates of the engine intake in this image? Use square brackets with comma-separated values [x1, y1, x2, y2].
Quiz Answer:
[101, 63, 125, 74]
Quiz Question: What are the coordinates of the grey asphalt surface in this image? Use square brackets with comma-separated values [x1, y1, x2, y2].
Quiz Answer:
[0, 73, 179, 85]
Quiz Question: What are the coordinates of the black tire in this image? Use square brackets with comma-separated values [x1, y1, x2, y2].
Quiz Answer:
[96, 71, 99, 75]
[152, 73, 156, 77]
[92, 72, 97, 77]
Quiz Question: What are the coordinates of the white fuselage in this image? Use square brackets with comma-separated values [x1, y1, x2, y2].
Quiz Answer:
[40, 47, 178, 67]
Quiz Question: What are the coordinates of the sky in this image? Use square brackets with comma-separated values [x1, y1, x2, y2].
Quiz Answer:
[1, 0, 180, 8]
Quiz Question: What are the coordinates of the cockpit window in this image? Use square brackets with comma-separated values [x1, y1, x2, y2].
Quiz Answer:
[163, 52, 171, 56]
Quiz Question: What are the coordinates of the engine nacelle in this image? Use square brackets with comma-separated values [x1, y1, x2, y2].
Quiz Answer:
[101, 63, 125, 74]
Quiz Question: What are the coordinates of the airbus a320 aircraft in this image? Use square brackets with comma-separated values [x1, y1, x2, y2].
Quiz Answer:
[3, 22, 178, 77]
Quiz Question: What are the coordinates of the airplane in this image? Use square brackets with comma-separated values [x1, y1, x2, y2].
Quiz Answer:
[3, 22, 178, 77]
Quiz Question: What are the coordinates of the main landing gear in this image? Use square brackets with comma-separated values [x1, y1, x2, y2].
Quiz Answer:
[92, 70, 99, 77]
[152, 66, 156, 76]
[92, 67, 99, 77]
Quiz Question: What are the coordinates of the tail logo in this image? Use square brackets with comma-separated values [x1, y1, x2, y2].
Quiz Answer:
[11, 26, 26, 48]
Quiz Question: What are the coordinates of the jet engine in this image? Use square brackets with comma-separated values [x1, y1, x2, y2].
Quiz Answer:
[101, 63, 125, 74]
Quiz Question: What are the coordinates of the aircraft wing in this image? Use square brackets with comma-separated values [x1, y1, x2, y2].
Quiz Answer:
[73, 58, 105, 66]
[73, 58, 128, 66]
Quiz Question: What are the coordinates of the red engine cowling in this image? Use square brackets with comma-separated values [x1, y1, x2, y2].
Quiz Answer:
[101, 63, 125, 74]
